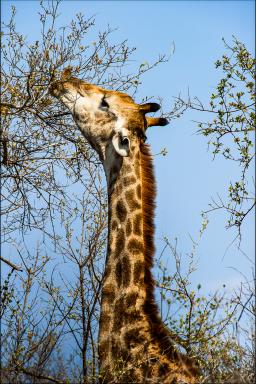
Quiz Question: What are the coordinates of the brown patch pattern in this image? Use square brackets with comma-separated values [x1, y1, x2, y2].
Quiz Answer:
[116, 199, 127, 222]
[136, 184, 141, 199]
[133, 213, 142, 236]
[102, 284, 115, 303]
[111, 220, 118, 231]
[114, 229, 125, 259]
[115, 255, 131, 288]
[127, 238, 143, 254]
[100, 314, 112, 332]
[125, 189, 141, 210]
[122, 255, 131, 287]
[123, 163, 132, 174]
[126, 291, 138, 307]
[134, 260, 144, 284]
[122, 175, 136, 188]
[115, 259, 123, 287]
[126, 218, 132, 237]
[99, 343, 109, 363]
[124, 328, 145, 348]
[112, 297, 126, 332]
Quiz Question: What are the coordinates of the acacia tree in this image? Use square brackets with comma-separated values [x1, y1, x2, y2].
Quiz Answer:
[1, 185, 107, 384]
[176, 37, 255, 243]
[0, 1, 169, 383]
[170, 38, 255, 382]
[155, 237, 254, 384]
[1, 0, 168, 243]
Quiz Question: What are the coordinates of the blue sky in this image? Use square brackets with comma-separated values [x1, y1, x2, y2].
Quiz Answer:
[2, 0, 255, 294]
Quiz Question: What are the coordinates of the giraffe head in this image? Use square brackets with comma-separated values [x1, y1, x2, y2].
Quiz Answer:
[49, 69, 168, 166]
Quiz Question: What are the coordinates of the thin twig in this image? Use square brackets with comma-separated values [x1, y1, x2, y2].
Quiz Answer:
[0, 256, 23, 271]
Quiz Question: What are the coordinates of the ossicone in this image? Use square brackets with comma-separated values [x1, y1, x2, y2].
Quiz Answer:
[146, 117, 169, 127]
[139, 103, 161, 114]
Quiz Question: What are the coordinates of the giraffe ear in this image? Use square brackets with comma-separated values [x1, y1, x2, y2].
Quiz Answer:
[112, 131, 130, 157]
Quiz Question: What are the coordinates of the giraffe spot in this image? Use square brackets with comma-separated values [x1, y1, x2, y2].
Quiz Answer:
[133, 213, 142, 236]
[112, 297, 126, 332]
[80, 113, 86, 120]
[121, 369, 139, 383]
[74, 112, 86, 122]
[141, 362, 152, 378]
[122, 255, 131, 287]
[123, 163, 132, 174]
[94, 112, 102, 119]
[99, 339, 110, 357]
[100, 314, 112, 332]
[102, 284, 115, 303]
[114, 229, 125, 259]
[115, 255, 131, 288]
[124, 328, 145, 348]
[116, 200, 127, 223]
[126, 292, 138, 307]
[118, 346, 130, 364]
[126, 218, 132, 237]
[111, 220, 118, 231]
[136, 184, 141, 199]
[128, 238, 143, 254]
[111, 337, 120, 357]
[181, 356, 201, 377]
[126, 310, 143, 325]
[148, 355, 158, 363]
[134, 260, 144, 284]
[125, 189, 141, 210]
[158, 362, 170, 376]
[122, 175, 136, 188]
[115, 259, 122, 287]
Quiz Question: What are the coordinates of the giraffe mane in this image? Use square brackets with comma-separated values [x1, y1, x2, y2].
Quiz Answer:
[140, 143, 199, 376]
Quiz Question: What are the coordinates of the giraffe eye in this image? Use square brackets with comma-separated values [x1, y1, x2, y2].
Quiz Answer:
[100, 96, 109, 110]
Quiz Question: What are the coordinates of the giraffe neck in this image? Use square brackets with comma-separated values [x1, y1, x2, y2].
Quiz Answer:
[99, 143, 199, 383]
[99, 143, 149, 361]
[99, 144, 169, 378]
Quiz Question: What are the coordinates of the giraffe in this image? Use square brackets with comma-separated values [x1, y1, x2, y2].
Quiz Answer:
[50, 70, 200, 384]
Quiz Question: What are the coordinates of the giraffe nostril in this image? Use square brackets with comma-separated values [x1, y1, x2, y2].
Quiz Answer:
[121, 137, 129, 146]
